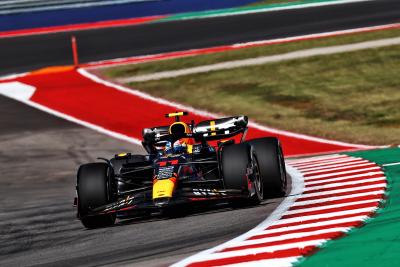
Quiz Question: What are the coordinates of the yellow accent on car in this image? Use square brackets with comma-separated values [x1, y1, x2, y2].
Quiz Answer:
[187, 144, 193, 153]
[117, 153, 128, 157]
[210, 120, 216, 136]
[167, 112, 184, 117]
[153, 179, 176, 199]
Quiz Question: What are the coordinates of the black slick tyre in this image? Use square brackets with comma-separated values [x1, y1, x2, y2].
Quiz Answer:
[77, 163, 116, 228]
[248, 137, 287, 198]
[221, 143, 263, 206]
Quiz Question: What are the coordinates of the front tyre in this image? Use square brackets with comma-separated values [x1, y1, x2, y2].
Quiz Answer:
[77, 163, 116, 228]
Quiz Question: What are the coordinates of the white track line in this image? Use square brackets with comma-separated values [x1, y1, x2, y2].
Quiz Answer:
[303, 171, 384, 183]
[297, 159, 368, 171]
[299, 183, 386, 198]
[288, 155, 348, 165]
[253, 215, 369, 235]
[294, 157, 365, 168]
[290, 157, 357, 167]
[293, 190, 385, 206]
[293, 158, 366, 169]
[272, 207, 378, 226]
[288, 154, 343, 161]
[225, 228, 351, 248]
[305, 177, 386, 191]
[287, 154, 345, 164]
[300, 162, 375, 175]
[304, 167, 381, 180]
[304, 172, 384, 186]
[285, 199, 381, 215]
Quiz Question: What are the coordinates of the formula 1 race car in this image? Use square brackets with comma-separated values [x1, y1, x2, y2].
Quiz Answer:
[75, 112, 287, 228]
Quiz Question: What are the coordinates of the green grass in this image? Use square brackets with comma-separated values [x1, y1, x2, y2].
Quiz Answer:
[125, 46, 400, 145]
[99, 29, 400, 146]
[99, 28, 400, 79]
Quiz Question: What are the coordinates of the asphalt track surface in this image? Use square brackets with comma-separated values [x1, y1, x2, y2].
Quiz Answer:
[0, 94, 289, 266]
[1, 0, 399, 75]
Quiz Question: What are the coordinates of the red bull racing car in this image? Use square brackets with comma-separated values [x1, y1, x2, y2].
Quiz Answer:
[75, 112, 287, 228]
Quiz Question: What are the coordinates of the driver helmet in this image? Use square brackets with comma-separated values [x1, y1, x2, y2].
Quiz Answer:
[164, 122, 193, 154]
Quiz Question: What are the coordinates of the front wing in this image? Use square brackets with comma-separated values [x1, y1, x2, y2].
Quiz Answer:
[83, 187, 245, 218]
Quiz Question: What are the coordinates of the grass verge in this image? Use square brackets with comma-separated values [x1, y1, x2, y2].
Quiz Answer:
[99, 28, 400, 79]
[99, 32, 400, 146]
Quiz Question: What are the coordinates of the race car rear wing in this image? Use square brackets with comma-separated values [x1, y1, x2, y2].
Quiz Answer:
[141, 115, 248, 153]
[193, 115, 248, 142]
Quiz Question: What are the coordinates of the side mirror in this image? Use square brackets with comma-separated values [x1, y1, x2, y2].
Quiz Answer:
[142, 128, 156, 143]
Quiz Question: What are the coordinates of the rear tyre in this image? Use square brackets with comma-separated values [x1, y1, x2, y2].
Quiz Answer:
[77, 163, 116, 229]
[221, 143, 263, 206]
[248, 137, 287, 198]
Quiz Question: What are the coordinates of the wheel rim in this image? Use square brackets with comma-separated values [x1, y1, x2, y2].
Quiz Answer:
[252, 156, 263, 199]
[278, 146, 287, 192]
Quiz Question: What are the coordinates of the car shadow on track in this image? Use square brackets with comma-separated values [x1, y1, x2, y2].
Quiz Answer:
[113, 197, 284, 228]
